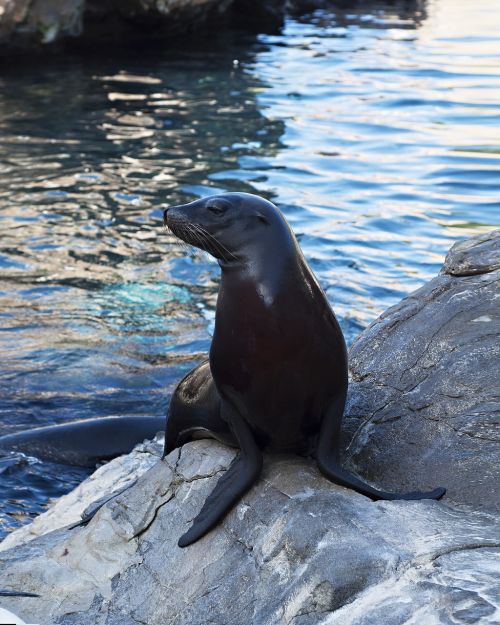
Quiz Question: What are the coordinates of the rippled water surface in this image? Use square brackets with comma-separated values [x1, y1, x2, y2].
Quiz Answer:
[0, 0, 499, 536]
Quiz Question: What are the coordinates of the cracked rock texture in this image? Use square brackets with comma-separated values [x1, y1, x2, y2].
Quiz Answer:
[342, 229, 500, 511]
[0, 230, 499, 625]
[0, 442, 498, 625]
[0, 436, 163, 553]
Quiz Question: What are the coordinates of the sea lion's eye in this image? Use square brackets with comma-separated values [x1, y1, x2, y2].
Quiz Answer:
[207, 204, 225, 215]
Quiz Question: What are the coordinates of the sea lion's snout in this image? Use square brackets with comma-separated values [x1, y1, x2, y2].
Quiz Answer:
[163, 206, 177, 228]
[163, 204, 196, 248]
[163, 205, 184, 228]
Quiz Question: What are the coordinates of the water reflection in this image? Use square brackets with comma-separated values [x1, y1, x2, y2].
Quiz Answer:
[0, 0, 499, 535]
[249, 0, 500, 329]
[0, 38, 287, 534]
[0, 42, 285, 436]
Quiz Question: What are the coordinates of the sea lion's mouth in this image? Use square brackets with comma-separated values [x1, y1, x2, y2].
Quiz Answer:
[163, 210, 191, 243]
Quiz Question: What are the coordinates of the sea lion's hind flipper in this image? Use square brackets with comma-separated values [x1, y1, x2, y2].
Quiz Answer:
[177, 407, 262, 547]
[316, 395, 446, 501]
[0, 590, 40, 597]
[69, 479, 138, 529]
[316, 459, 445, 501]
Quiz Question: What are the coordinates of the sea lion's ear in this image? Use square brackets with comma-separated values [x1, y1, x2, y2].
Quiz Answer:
[256, 212, 270, 225]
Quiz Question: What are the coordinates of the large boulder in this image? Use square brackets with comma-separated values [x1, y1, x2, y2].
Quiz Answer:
[342, 229, 500, 511]
[0, 0, 314, 49]
[0, 230, 498, 625]
[0, 440, 498, 625]
[0, 0, 430, 50]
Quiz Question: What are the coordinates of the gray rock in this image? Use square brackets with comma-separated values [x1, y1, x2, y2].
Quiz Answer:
[0, 442, 498, 625]
[0, 230, 498, 625]
[0, 435, 164, 553]
[443, 229, 500, 276]
[342, 229, 500, 511]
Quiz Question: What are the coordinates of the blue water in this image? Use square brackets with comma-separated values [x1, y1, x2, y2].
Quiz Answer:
[0, 0, 499, 537]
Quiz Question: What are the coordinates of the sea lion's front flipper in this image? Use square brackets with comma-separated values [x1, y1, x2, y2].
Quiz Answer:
[316, 394, 446, 501]
[177, 406, 262, 548]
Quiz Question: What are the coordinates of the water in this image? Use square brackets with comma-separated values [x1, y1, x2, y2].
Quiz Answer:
[0, 0, 499, 537]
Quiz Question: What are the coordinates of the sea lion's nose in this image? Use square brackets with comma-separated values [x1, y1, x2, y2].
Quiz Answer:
[164, 204, 186, 225]
[164, 203, 189, 227]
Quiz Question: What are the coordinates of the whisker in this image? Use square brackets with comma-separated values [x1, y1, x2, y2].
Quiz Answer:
[194, 228, 229, 262]
[183, 224, 210, 261]
[193, 224, 238, 262]
[163, 216, 237, 265]
[190, 225, 224, 261]
[168, 222, 192, 255]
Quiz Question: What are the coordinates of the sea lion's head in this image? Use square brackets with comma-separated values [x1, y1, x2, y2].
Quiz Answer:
[164, 193, 293, 265]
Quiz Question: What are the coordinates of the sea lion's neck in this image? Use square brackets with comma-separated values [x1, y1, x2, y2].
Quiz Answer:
[218, 233, 302, 304]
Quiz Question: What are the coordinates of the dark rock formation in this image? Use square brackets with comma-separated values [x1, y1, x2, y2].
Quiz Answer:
[0, 0, 83, 47]
[0, 0, 430, 51]
[343, 229, 500, 511]
[0, 0, 231, 49]
[82, 0, 234, 45]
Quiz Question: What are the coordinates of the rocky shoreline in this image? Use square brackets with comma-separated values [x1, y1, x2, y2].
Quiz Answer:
[0, 0, 298, 51]
[0, 0, 429, 52]
[0, 229, 498, 624]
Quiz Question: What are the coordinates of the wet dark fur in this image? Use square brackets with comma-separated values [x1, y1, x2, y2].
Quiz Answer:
[163, 193, 445, 547]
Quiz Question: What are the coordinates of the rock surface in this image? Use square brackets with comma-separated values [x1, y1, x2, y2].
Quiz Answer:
[0, 0, 232, 49]
[0, 441, 498, 625]
[0, 0, 83, 47]
[0, 0, 418, 50]
[0, 230, 498, 625]
[342, 229, 500, 511]
[0, 436, 163, 553]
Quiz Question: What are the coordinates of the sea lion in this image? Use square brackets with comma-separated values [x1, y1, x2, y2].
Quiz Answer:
[162, 192, 445, 547]
[0, 192, 445, 547]
[0, 416, 165, 467]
